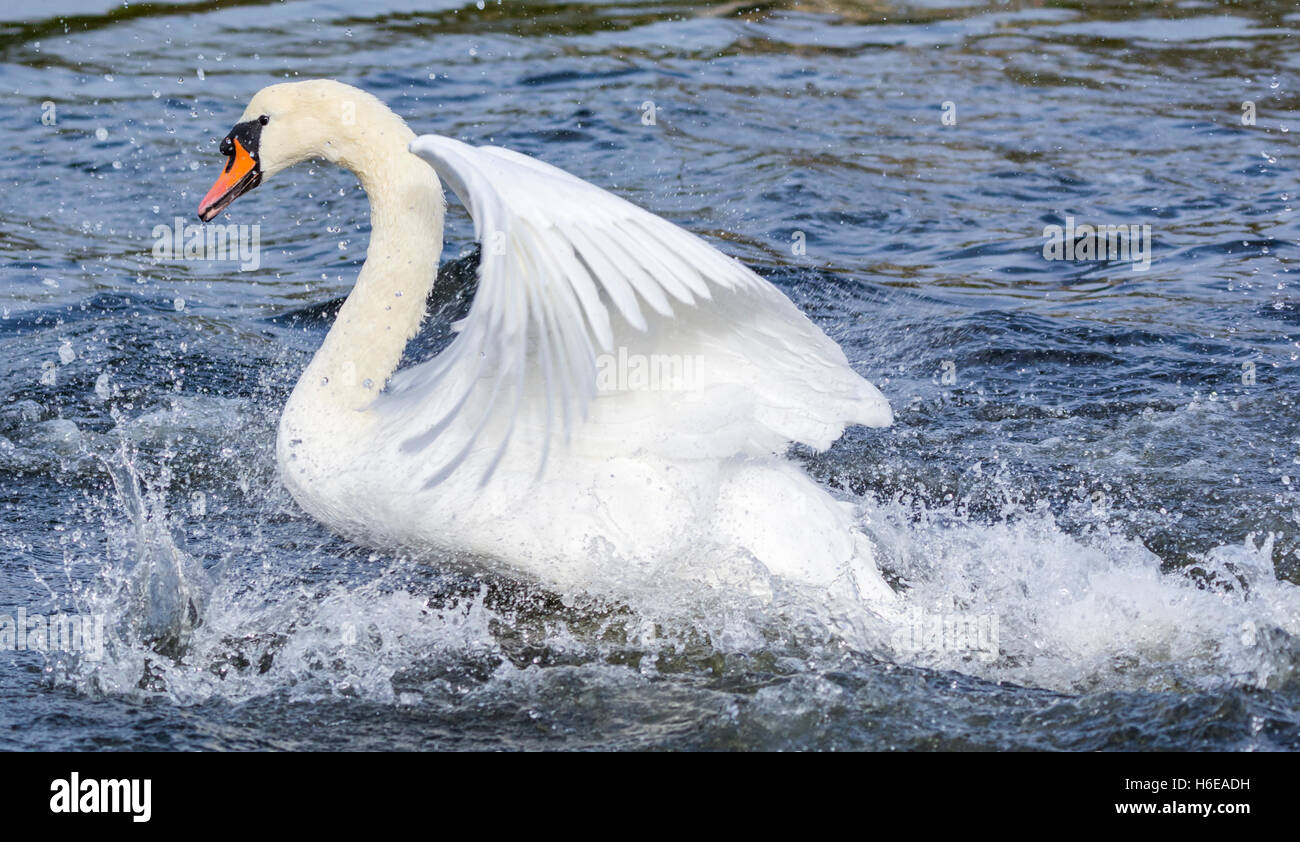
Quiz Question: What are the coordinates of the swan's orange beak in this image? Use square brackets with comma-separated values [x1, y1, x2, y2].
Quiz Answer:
[198, 133, 262, 222]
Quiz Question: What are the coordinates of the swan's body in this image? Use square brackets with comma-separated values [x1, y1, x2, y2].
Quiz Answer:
[200, 80, 896, 603]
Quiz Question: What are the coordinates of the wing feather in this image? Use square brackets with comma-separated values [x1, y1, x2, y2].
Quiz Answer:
[388, 135, 891, 487]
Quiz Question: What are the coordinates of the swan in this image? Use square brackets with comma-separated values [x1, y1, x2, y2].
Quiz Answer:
[196, 80, 896, 604]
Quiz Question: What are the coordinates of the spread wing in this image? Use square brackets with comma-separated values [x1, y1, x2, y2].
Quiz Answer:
[382, 135, 891, 487]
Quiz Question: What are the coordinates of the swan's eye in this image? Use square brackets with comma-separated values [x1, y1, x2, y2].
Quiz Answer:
[219, 136, 232, 156]
[258, 114, 270, 126]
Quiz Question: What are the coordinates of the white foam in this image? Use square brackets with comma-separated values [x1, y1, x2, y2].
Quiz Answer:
[42, 408, 1300, 705]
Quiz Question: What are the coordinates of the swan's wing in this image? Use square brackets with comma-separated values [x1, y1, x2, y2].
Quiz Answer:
[388, 134, 891, 487]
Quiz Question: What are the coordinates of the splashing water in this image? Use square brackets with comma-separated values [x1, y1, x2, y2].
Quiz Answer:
[40, 419, 1299, 715]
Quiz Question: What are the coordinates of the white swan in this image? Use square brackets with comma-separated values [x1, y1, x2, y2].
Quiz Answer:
[197, 80, 896, 604]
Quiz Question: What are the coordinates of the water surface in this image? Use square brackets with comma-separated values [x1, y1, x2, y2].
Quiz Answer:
[1, 0, 1299, 750]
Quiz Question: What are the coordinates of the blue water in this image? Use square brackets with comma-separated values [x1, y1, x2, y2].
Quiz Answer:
[0, 0, 1298, 750]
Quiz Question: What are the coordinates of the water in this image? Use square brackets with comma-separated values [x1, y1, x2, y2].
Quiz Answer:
[1, 0, 1298, 750]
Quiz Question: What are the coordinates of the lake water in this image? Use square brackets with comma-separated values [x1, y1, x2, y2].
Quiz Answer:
[1, 0, 1298, 750]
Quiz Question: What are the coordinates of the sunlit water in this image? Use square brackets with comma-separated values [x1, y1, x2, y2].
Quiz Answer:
[1, 0, 1299, 750]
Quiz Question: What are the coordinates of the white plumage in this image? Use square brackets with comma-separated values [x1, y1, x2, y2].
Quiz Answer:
[389, 136, 890, 484]
[205, 80, 896, 605]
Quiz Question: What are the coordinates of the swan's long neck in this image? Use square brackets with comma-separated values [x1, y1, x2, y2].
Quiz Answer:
[294, 114, 445, 415]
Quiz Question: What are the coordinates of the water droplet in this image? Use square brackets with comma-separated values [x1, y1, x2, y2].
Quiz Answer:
[94, 127, 108, 141]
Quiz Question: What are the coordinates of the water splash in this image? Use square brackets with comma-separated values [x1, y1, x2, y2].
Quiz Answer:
[28, 398, 1298, 725]
[100, 448, 211, 659]
[867, 495, 1300, 693]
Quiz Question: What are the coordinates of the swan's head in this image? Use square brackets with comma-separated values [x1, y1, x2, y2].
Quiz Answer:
[198, 79, 413, 221]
